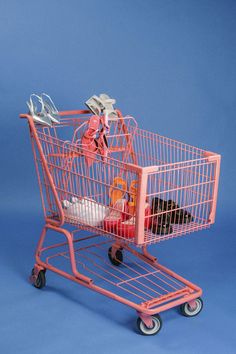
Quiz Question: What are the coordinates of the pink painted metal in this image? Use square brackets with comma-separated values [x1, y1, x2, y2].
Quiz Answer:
[20, 108, 220, 330]
[137, 312, 154, 328]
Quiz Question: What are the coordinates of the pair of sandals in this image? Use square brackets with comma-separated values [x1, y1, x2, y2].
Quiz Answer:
[85, 93, 118, 120]
[81, 115, 109, 167]
[27, 93, 60, 127]
[82, 93, 119, 167]
[150, 198, 194, 235]
[103, 177, 151, 238]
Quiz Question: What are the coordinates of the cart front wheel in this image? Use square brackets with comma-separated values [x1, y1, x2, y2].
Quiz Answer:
[108, 247, 123, 266]
[180, 297, 203, 317]
[137, 315, 162, 335]
[31, 268, 46, 289]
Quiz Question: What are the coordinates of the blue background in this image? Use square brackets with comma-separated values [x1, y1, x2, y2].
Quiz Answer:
[0, 0, 235, 353]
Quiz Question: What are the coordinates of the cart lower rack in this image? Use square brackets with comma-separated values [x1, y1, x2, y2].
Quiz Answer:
[20, 108, 220, 335]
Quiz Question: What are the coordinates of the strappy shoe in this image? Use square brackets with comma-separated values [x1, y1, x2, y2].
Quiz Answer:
[103, 198, 128, 233]
[41, 93, 60, 123]
[109, 177, 127, 206]
[116, 203, 151, 239]
[27, 94, 52, 126]
[81, 115, 100, 167]
[27, 93, 60, 126]
[85, 93, 117, 120]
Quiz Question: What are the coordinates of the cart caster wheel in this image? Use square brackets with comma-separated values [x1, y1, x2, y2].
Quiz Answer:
[31, 268, 46, 289]
[137, 314, 162, 336]
[108, 247, 123, 266]
[180, 297, 203, 317]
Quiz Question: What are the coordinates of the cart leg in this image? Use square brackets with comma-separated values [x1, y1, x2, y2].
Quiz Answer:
[33, 224, 92, 284]
[35, 225, 48, 264]
[136, 311, 162, 335]
[29, 264, 45, 284]
[188, 299, 198, 310]
[142, 245, 157, 263]
[107, 241, 124, 266]
[111, 241, 123, 259]
[180, 297, 203, 317]
[137, 312, 154, 328]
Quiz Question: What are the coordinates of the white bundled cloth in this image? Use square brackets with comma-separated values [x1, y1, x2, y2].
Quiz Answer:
[62, 197, 109, 227]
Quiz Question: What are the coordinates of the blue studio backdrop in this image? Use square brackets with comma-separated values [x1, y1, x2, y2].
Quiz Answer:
[0, 1, 235, 353]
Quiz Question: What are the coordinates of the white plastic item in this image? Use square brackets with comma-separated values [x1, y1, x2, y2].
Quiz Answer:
[62, 197, 109, 227]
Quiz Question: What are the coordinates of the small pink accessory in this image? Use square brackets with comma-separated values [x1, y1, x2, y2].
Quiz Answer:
[103, 199, 128, 233]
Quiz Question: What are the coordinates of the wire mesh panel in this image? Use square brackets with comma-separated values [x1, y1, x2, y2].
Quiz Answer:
[120, 126, 206, 167]
[44, 237, 198, 309]
[30, 113, 220, 246]
[32, 116, 140, 237]
[21, 107, 221, 333]
[143, 159, 217, 245]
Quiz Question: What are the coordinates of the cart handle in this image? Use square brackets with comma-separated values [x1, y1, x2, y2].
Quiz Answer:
[20, 110, 91, 119]
[20, 113, 65, 226]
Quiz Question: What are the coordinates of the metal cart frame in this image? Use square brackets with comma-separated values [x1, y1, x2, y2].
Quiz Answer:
[20, 109, 221, 335]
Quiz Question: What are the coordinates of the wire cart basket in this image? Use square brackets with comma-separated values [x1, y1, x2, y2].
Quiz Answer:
[20, 108, 221, 335]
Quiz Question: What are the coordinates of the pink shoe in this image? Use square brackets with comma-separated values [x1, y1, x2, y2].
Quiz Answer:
[81, 115, 100, 167]
[116, 203, 151, 239]
[104, 199, 128, 233]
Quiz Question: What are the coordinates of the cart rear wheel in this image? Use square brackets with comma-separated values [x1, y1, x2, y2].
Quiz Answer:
[137, 314, 162, 335]
[31, 268, 46, 289]
[180, 297, 203, 317]
[108, 247, 123, 266]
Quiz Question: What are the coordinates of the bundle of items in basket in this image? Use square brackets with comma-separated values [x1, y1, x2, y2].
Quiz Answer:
[27, 92, 194, 238]
[150, 197, 194, 235]
[68, 93, 194, 237]
[103, 177, 151, 238]
[62, 178, 194, 238]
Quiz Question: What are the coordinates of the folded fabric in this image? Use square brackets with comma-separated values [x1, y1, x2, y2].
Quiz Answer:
[62, 197, 109, 227]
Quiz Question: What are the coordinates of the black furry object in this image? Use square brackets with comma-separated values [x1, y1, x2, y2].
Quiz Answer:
[151, 209, 172, 225]
[151, 198, 193, 224]
[151, 197, 170, 212]
[170, 208, 193, 224]
[150, 216, 173, 235]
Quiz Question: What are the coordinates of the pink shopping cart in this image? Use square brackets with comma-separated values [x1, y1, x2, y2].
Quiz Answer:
[20, 107, 221, 335]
